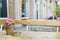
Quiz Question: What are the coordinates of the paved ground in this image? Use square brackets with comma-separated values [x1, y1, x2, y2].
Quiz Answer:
[0, 31, 60, 40]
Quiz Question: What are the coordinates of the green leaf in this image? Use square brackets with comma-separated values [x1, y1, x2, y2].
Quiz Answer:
[56, 7, 60, 16]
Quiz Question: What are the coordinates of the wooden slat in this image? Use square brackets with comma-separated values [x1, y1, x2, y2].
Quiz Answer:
[0, 20, 5, 24]
[14, 20, 60, 26]
[0, 20, 60, 26]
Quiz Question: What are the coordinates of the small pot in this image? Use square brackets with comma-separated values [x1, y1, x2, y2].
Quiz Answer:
[4, 23, 14, 35]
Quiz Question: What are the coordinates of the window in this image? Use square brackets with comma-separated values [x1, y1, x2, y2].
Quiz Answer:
[57, 1, 60, 7]
[0, 0, 7, 18]
[22, 0, 30, 18]
[35, 0, 40, 19]
[22, 0, 26, 17]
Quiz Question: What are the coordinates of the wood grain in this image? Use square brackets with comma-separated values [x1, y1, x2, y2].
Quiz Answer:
[0, 20, 60, 26]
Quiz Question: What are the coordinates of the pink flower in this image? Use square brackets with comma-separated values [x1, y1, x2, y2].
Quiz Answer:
[5, 18, 14, 23]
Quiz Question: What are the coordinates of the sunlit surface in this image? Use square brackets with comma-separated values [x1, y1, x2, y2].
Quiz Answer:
[0, 31, 60, 40]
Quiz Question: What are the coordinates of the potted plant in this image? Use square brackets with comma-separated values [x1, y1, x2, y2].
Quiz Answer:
[56, 7, 60, 17]
[4, 18, 15, 35]
[55, 6, 60, 20]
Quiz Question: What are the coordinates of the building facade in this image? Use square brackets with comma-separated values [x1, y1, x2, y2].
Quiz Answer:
[8, 0, 57, 20]
[0, 0, 59, 31]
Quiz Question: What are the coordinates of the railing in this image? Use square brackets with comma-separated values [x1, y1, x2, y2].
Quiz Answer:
[0, 20, 60, 32]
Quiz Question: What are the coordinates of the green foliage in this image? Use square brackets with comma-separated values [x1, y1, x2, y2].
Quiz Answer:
[56, 7, 60, 17]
